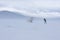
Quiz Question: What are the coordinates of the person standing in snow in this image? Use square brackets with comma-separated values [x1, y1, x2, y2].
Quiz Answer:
[44, 18, 47, 24]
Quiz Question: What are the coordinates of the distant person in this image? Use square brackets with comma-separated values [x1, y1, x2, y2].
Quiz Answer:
[44, 18, 47, 24]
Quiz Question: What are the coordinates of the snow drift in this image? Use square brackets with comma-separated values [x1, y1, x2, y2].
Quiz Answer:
[0, 7, 60, 18]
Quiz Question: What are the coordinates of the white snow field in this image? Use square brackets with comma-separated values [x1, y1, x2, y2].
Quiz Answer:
[0, 11, 60, 40]
[0, 0, 60, 40]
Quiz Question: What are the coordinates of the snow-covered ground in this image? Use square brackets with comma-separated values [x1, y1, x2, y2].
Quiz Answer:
[0, 11, 60, 40]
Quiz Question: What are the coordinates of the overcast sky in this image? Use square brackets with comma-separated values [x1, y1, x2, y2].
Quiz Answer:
[0, 0, 60, 9]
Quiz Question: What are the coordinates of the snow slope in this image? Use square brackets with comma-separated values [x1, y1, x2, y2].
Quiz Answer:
[0, 11, 60, 40]
[0, 7, 60, 18]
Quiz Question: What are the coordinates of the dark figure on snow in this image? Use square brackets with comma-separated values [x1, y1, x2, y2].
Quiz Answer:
[44, 18, 47, 24]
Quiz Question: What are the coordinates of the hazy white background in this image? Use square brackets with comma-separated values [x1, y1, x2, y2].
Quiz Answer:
[0, 0, 60, 40]
[0, 0, 60, 18]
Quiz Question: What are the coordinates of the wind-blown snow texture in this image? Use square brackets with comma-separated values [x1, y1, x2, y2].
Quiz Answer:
[0, 7, 60, 18]
[0, 11, 60, 40]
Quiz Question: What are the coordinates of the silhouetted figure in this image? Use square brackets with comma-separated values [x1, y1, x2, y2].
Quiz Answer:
[44, 18, 47, 24]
